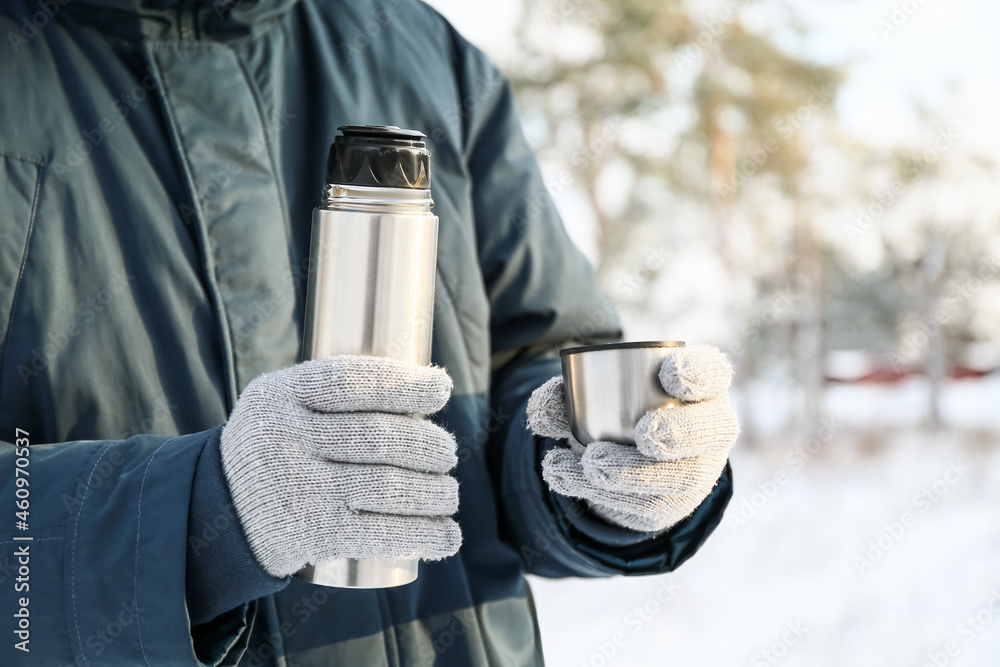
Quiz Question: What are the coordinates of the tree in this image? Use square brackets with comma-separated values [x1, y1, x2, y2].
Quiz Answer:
[504, 0, 842, 438]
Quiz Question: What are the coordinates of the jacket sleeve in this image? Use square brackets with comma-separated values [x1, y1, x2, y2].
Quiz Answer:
[0, 428, 258, 666]
[451, 30, 733, 578]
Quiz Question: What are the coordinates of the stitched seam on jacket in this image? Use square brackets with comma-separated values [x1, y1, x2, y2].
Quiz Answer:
[0, 151, 45, 167]
[232, 49, 296, 309]
[0, 537, 63, 544]
[69, 440, 116, 666]
[0, 161, 43, 404]
[434, 267, 475, 373]
[147, 44, 240, 410]
[134, 436, 176, 666]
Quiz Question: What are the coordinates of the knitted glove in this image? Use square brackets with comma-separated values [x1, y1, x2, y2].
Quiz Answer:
[527, 344, 739, 532]
[220, 355, 462, 578]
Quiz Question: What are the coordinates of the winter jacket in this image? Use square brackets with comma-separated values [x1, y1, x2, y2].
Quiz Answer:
[0, 0, 732, 664]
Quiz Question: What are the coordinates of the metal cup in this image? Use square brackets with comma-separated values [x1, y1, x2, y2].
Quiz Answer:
[560, 341, 685, 445]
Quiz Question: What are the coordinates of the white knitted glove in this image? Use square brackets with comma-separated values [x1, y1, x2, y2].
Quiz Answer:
[220, 355, 462, 578]
[527, 344, 739, 532]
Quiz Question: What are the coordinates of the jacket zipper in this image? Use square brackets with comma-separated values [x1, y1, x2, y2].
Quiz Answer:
[179, 4, 195, 41]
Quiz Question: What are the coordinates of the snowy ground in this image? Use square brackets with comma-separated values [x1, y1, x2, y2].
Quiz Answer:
[529, 376, 1000, 666]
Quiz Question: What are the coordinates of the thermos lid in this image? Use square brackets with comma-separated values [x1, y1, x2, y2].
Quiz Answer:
[326, 125, 431, 190]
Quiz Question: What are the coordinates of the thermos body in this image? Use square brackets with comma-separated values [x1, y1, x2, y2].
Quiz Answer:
[301, 188, 439, 366]
[295, 125, 439, 589]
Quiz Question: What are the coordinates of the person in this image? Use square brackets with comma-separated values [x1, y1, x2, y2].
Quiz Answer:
[0, 0, 737, 664]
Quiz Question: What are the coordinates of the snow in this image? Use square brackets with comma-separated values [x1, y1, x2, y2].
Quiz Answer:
[528, 377, 1000, 666]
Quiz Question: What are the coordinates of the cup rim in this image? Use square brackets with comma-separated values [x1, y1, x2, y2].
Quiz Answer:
[559, 340, 685, 357]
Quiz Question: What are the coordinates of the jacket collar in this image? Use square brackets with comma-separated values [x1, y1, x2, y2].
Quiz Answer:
[66, 0, 300, 42]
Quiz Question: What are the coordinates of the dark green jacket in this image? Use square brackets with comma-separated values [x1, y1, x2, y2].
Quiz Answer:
[0, 0, 732, 664]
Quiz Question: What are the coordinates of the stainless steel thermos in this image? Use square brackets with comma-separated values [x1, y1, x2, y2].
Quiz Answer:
[295, 125, 439, 588]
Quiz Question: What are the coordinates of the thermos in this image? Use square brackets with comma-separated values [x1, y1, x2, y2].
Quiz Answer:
[296, 125, 439, 588]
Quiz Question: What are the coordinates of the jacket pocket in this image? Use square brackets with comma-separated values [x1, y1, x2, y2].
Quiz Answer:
[0, 154, 43, 366]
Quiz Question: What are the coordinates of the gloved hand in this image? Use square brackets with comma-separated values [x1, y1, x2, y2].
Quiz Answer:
[220, 355, 462, 578]
[527, 344, 739, 532]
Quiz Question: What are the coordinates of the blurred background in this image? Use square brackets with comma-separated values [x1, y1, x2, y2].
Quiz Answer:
[427, 0, 1000, 664]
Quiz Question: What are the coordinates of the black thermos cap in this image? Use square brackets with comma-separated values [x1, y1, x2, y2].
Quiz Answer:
[325, 125, 431, 189]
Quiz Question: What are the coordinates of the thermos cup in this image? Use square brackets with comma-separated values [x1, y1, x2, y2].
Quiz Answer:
[296, 125, 439, 588]
[560, 341, 685, 446]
